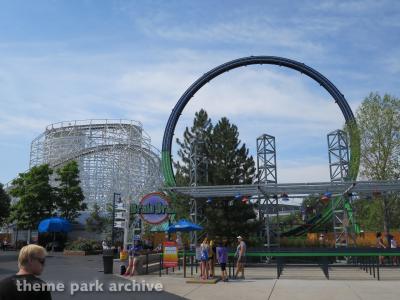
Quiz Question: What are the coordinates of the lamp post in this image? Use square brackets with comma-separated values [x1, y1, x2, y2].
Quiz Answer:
[112, 192, 121, 246]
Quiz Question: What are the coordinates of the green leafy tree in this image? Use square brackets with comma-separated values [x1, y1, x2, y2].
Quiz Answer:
[54, 161, 86, 221]
[355, 92, 400, 232]
[302, 195, 323, 219]
[9, 164, 56, 230]
[85, 203, 108, 233]
[0, 183, 11, 227]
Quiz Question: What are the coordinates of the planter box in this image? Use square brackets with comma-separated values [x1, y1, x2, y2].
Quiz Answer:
[63, 250, 87, 256]
[63, 250, 103, 256]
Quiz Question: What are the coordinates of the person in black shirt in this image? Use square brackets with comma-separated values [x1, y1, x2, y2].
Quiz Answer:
[0, 244, 51, 300]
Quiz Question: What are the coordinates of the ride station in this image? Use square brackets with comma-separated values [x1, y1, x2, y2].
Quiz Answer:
[156, 56, 400, 281]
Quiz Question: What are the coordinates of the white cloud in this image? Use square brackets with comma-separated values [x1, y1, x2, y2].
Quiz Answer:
[133, 15, 326, 60]
[0, 113, 49, 136]
[310, 0, 393, 13]
[382, 53, 400, 75]
[278, 160, 331, 183]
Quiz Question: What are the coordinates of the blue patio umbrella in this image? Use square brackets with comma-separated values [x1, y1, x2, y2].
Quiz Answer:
[38, 217, 71, 251]
[38, 217, 71, 233]
[167, 219, 203, 233]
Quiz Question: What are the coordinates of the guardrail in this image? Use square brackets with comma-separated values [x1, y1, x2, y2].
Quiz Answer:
[153, 248, 400, 281]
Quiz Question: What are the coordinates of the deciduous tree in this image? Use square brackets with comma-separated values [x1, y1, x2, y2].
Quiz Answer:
[0, 183, 11, 227]
[355, 92, 400, 232]
[54, 160, 86, 221]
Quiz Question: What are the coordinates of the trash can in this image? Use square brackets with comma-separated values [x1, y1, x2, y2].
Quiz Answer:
[103, 249, 114, 274]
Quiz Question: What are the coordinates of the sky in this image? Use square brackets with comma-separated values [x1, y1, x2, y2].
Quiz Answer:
[0, 0, 399, 185]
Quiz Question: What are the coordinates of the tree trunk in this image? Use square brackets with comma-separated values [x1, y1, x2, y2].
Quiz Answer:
[383, 196, 390, 233]
[27, 228, 31, 244]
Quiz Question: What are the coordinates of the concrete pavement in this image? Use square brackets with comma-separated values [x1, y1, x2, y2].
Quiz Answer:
[1, 252, 400, 299]
[117, 262, 400, 299]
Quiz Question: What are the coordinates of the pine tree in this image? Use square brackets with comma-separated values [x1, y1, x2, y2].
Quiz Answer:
[54, 160, 87, 222]
[175, 109, 212, 185]
[175, 111, 261, 243]
[207, 117, 255, 185]
[204, 117, 260, 242]
[171, 109, 213, 220]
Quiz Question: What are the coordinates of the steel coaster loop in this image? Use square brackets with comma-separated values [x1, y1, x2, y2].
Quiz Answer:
[162, 56, 360, 186]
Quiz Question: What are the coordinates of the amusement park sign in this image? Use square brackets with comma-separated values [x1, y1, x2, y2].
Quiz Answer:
[133, 192, 174, 224]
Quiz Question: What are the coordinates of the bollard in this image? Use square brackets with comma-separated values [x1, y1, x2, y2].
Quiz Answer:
[376, 256, 380, 281]
[190, 256, 193, 276]
[369, 257, 372, 275]
[146, 253, 149, 275]
[228, 257, 231, 278]
[159, 254, 162, 277]
[183, 253, 186, 278]
[232, 258, 235, 278]
[372, 257, 376, 278]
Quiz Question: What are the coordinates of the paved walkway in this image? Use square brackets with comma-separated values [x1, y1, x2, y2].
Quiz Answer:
[1, 252, 400, 299]
[125, 263, 400, 300]
[0, 252, 181, 300]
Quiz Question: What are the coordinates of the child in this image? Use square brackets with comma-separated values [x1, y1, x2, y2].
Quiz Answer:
[216, 240, 228, 282]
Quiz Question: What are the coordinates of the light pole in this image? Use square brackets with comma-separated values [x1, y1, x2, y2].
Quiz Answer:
[112, 192, 121, 246]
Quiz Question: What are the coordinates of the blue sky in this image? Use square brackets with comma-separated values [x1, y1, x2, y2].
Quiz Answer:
[0, 0, 399, 185]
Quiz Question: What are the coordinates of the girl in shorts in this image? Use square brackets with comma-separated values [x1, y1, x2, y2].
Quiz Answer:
[124, 241, 141, 276]
[200, 238, 209, 280]
[216, 240, 228, 282]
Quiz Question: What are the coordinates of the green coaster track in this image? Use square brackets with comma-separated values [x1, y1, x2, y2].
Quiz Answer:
[161, 56, 361, 236]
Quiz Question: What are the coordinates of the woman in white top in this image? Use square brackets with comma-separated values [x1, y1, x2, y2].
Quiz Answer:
[391, 238, 398, 265]
[234, 236, 246, 279]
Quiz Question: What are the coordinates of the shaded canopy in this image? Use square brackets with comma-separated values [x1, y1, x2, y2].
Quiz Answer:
[38, 217, 71, 233]
[168, 219, 203, 233]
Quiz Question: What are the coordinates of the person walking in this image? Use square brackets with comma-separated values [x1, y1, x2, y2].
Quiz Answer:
[1, 238, 8, 251]
[0, 244, 51, 300]
[391, 236, 398, 265]
[376, 232, 386, 265]
[234, 235, 246, 279]
[102, 240, 109, 250]
[216, 240, 228, 282]
[200, 238, 209, 280]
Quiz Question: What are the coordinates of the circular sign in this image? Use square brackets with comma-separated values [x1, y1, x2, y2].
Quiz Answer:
[137, 192, 171, 224]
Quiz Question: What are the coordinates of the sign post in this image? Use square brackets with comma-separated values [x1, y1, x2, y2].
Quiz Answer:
[163, 241, 178, 268]
[112, 192, 122, 246]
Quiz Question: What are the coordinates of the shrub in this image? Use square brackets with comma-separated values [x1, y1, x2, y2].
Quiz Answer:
[65, 238, 101, 252]
[16, 240, 27, 249]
